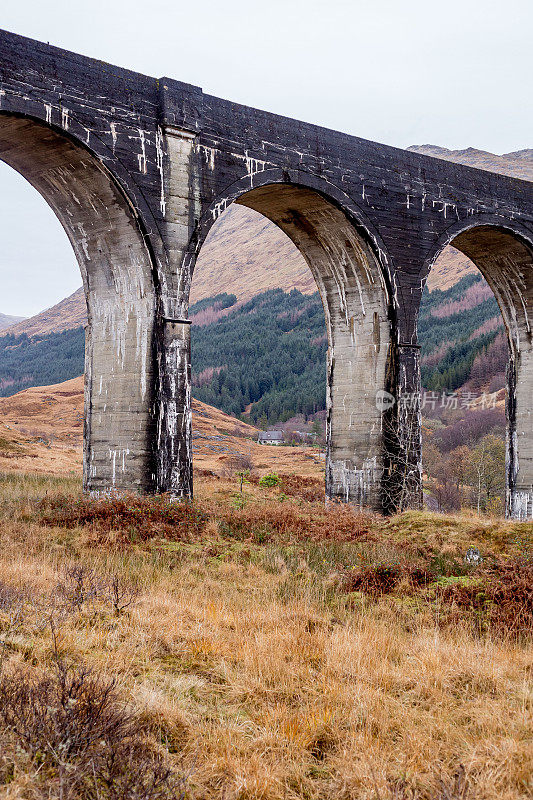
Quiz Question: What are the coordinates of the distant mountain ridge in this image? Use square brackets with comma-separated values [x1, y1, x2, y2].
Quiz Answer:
[0, 312, 25, 332]
[406, 145, 533, 182]
[4, 287, 86, 337]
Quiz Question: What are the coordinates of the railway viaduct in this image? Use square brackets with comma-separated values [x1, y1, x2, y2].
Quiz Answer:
[0, 29, 532, 517]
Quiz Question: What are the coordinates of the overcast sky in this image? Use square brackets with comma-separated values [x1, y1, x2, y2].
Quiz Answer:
[1, 0, 531, 316]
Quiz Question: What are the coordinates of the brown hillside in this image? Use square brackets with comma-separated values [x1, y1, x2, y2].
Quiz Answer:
[0, 376, 322, 479]
[190, 204, 316, 303]
[0, 377, 83, 475]
[425, 245, 476, 291]
[4, 146, 532, 337]
[0, 377, 85, 446]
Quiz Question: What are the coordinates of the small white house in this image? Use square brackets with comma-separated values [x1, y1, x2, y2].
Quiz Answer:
[258, 430, 284, 445]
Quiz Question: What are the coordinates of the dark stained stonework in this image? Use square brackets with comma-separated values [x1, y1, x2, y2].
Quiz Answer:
[0, 29, 531, 517]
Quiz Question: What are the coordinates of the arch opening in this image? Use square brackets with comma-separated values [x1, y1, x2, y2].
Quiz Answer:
[0, 161, 80, 319]
[0, 113, 157, 494]
[421, 225, 533, 519]
[187, 183, 393, 509]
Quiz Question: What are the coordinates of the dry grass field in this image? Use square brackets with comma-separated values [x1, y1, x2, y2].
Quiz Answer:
[0, 467, 531, 800]
[0, 379, 531, 798]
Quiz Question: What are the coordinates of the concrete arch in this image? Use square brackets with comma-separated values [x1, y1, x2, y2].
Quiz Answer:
[424, 220, 533, 519]
[181, 168, 397, 310]
[185, 179, 396, 509]
[421, 214, 533, 284]
[0, 112, 158, 494]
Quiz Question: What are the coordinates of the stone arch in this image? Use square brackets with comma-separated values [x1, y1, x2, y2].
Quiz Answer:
[424, 220, 533, 519]
[181, 168, 396, 310]
[185, 179, 396, 509]
[0, 112, 158, 494]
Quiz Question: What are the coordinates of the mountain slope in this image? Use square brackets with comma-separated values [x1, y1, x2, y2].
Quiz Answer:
[190, 279, 504, 423]
[191, 290, 327, 423]
[190, 204, 316, 303]
[0, 327, 85, 396]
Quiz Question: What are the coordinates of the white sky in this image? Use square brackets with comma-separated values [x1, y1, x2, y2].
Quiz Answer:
[0, 0, 531, 316]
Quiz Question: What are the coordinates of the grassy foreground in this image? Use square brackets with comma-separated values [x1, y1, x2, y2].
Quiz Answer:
[0, 471, 531, 799]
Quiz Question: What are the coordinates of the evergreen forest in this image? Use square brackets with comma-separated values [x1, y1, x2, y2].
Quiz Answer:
[0, 272, 506, 423]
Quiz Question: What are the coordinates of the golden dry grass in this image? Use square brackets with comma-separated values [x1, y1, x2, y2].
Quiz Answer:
[0, 471, 531, 799]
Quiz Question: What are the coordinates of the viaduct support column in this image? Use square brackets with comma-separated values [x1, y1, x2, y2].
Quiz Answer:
[325, 304, 390, 511]
[155, 117, 201, 499]
[381, 279, 424, 513]
[156, 317, 192, 498]
[508, 346, 533, 519]
[388, 342, 423, 512]
[382, 251, 427, 514]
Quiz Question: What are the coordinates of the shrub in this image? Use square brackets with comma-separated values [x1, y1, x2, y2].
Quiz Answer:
[0, 661, 185, 799]
[106, 574, 140, 616]
[280, 474, 324, 502]
[437, 556, 533, 639]
[52, 565, 140, 617]
[259, 472, 281, 488]
[39, 494, 208, 543]
[40, 492, 374, 547]
[54, 564, 102, 611]
[341, 562, 433, 597]
[217, 499, 373, 543]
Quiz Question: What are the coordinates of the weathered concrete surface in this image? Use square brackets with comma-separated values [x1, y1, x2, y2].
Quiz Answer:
[0, 29, 532, 515]
[0, 114, 156, 494]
